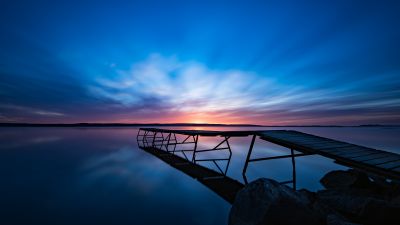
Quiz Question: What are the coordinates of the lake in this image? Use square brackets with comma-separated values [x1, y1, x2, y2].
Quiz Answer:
[0, 126, 399, 225]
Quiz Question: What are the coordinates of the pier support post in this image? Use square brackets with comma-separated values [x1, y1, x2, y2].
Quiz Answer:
[164, 133, 171, 152]
[291, 148, 297, 190]
[242, 134, 257, 184]
[191, 135, 199, 163]
[225, 136, 233, 176]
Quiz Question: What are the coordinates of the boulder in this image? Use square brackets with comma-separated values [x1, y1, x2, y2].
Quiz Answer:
[229, 178, 323, 225]
[359, 198, 400, 225]
[367, 175, 400, 198]
[316, 189, 371, 216]
[391, 195, 400, 204]
[320, 170, 371, 190]
[316, 189, 400, 225]
[326, 214, 360, 225]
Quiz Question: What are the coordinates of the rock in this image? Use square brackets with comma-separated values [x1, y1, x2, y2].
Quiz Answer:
[359, 198, 400, 225]
[316, 189, 371, 215]
[320, 170, 371, 190]
[229, 178, 323, 225]
[317, 189, 400, 225]
[326, 214, 361, 225]
[391, 195, 400, 204]
[368, 175, 400, 198]
[299, 189, 342, 219]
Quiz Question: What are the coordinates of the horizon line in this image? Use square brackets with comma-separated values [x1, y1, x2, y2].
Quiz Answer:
[0, 122, 399, 128]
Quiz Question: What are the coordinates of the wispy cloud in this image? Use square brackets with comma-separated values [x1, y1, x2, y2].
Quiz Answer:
[89, 54, 277, 112]
[86, 54, 400, 125]
[0, 113, 19, 122]
[0, 104, 65, 118]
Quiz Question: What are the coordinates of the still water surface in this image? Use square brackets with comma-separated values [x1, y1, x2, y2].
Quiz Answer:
[0, 126, 399, 225]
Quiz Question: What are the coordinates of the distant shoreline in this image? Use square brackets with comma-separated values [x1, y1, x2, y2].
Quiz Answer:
[0, 123, 398, 128]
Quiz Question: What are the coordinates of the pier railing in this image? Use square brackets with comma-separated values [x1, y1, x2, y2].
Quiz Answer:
[137, 128, 400, 189]
[137, 128, 300, 187]
[137, 128, 233, 177]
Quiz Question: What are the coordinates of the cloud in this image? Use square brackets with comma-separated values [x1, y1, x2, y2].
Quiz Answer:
[89, 54, 274, 113]
[0, 104, 65, 118]
[34, 110, 65, 117]
[86, 54, 400, 125]
[0, 113, 19, 122]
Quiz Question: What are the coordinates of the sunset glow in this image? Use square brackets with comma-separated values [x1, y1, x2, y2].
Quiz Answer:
[1, 1, 400, 125]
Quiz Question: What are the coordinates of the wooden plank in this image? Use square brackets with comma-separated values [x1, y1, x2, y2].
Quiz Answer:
[261, 133, 317, 140]
[332, 150, 381, 158]
[306, 142, 352, 150]
[376, 160, 400, 169]
[278, 131, 340, 142]
[320, 146, 371, 154]
[363, 155, 400, 165]
[258, 131, 309, 140]
[261, 132, 361, 151]
[264, 132, 351, 149]
[261, 133, 360, 155]
[350, 151, 392, 162]
[260, 134, 351, 150]
[362, 155, 400, 166]
[283, 138, 347, 147]
[349, 152, 393, 161]
[260, 133, 332, 144]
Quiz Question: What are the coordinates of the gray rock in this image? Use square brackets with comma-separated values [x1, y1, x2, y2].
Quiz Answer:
[368, 175, 400, 198]
[316, 189, 370, 215]
[391, 195, 400, 204]
[317, 189, 400, 225]
[229, 178, 323, 225]
[326, 214, 360, 225]
[359, 198, 400, 225]
[320, 170, 371, 190]
[298, 189, 342, 219]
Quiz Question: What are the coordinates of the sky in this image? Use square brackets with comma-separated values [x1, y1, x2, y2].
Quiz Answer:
[0, 0, 400, 125]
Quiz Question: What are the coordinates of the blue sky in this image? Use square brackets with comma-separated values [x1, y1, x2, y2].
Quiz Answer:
[0, 0, 399, 125]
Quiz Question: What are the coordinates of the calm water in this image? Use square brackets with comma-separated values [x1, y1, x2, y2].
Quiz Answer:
[0, 126, 399, 225]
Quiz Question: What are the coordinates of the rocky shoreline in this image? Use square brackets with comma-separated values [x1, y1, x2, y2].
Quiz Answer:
[229, 170, 400, 225]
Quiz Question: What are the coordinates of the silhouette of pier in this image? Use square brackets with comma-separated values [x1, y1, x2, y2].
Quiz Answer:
[137, 128, 400, 203]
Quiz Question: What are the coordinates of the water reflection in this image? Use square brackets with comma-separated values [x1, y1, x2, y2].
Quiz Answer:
[0, 126, 399, 225]
[0, 128, 230, 225]
[137, 145, 243, 204]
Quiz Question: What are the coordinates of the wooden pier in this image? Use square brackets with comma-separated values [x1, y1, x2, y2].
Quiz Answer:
[137, 128, 400, 194]
[257, 130, 400, 181]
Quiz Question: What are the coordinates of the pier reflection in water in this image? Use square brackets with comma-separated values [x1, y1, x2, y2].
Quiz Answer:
[1, 126, 399, 225]
[136, 128, 307, 202]
[137, 127, 400, 202]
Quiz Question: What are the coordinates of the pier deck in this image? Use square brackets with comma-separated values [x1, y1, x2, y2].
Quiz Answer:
[258, 130, 400, 181]
[137, 128, 400, 186]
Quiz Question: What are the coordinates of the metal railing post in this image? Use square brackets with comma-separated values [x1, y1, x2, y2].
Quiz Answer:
[192, 135, 199, 163]
[242, 134, 257, 184]
[224, 136, 232, 176]
[291, 148, 297, 190]
[151, 131, 157, 147]
[164, 133, 171, 152]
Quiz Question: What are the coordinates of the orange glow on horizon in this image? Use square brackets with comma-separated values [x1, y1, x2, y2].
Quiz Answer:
[108, 111, 258, 125]
[172, 111, 249, 125]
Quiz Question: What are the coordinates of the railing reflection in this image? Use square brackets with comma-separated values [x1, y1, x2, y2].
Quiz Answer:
[137, 128, 233, 178]
[137, 128, 242, 203]
[137, 128, 305, 197]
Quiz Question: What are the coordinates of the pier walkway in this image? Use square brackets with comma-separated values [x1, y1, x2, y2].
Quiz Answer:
[137, 128, 400, 192]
